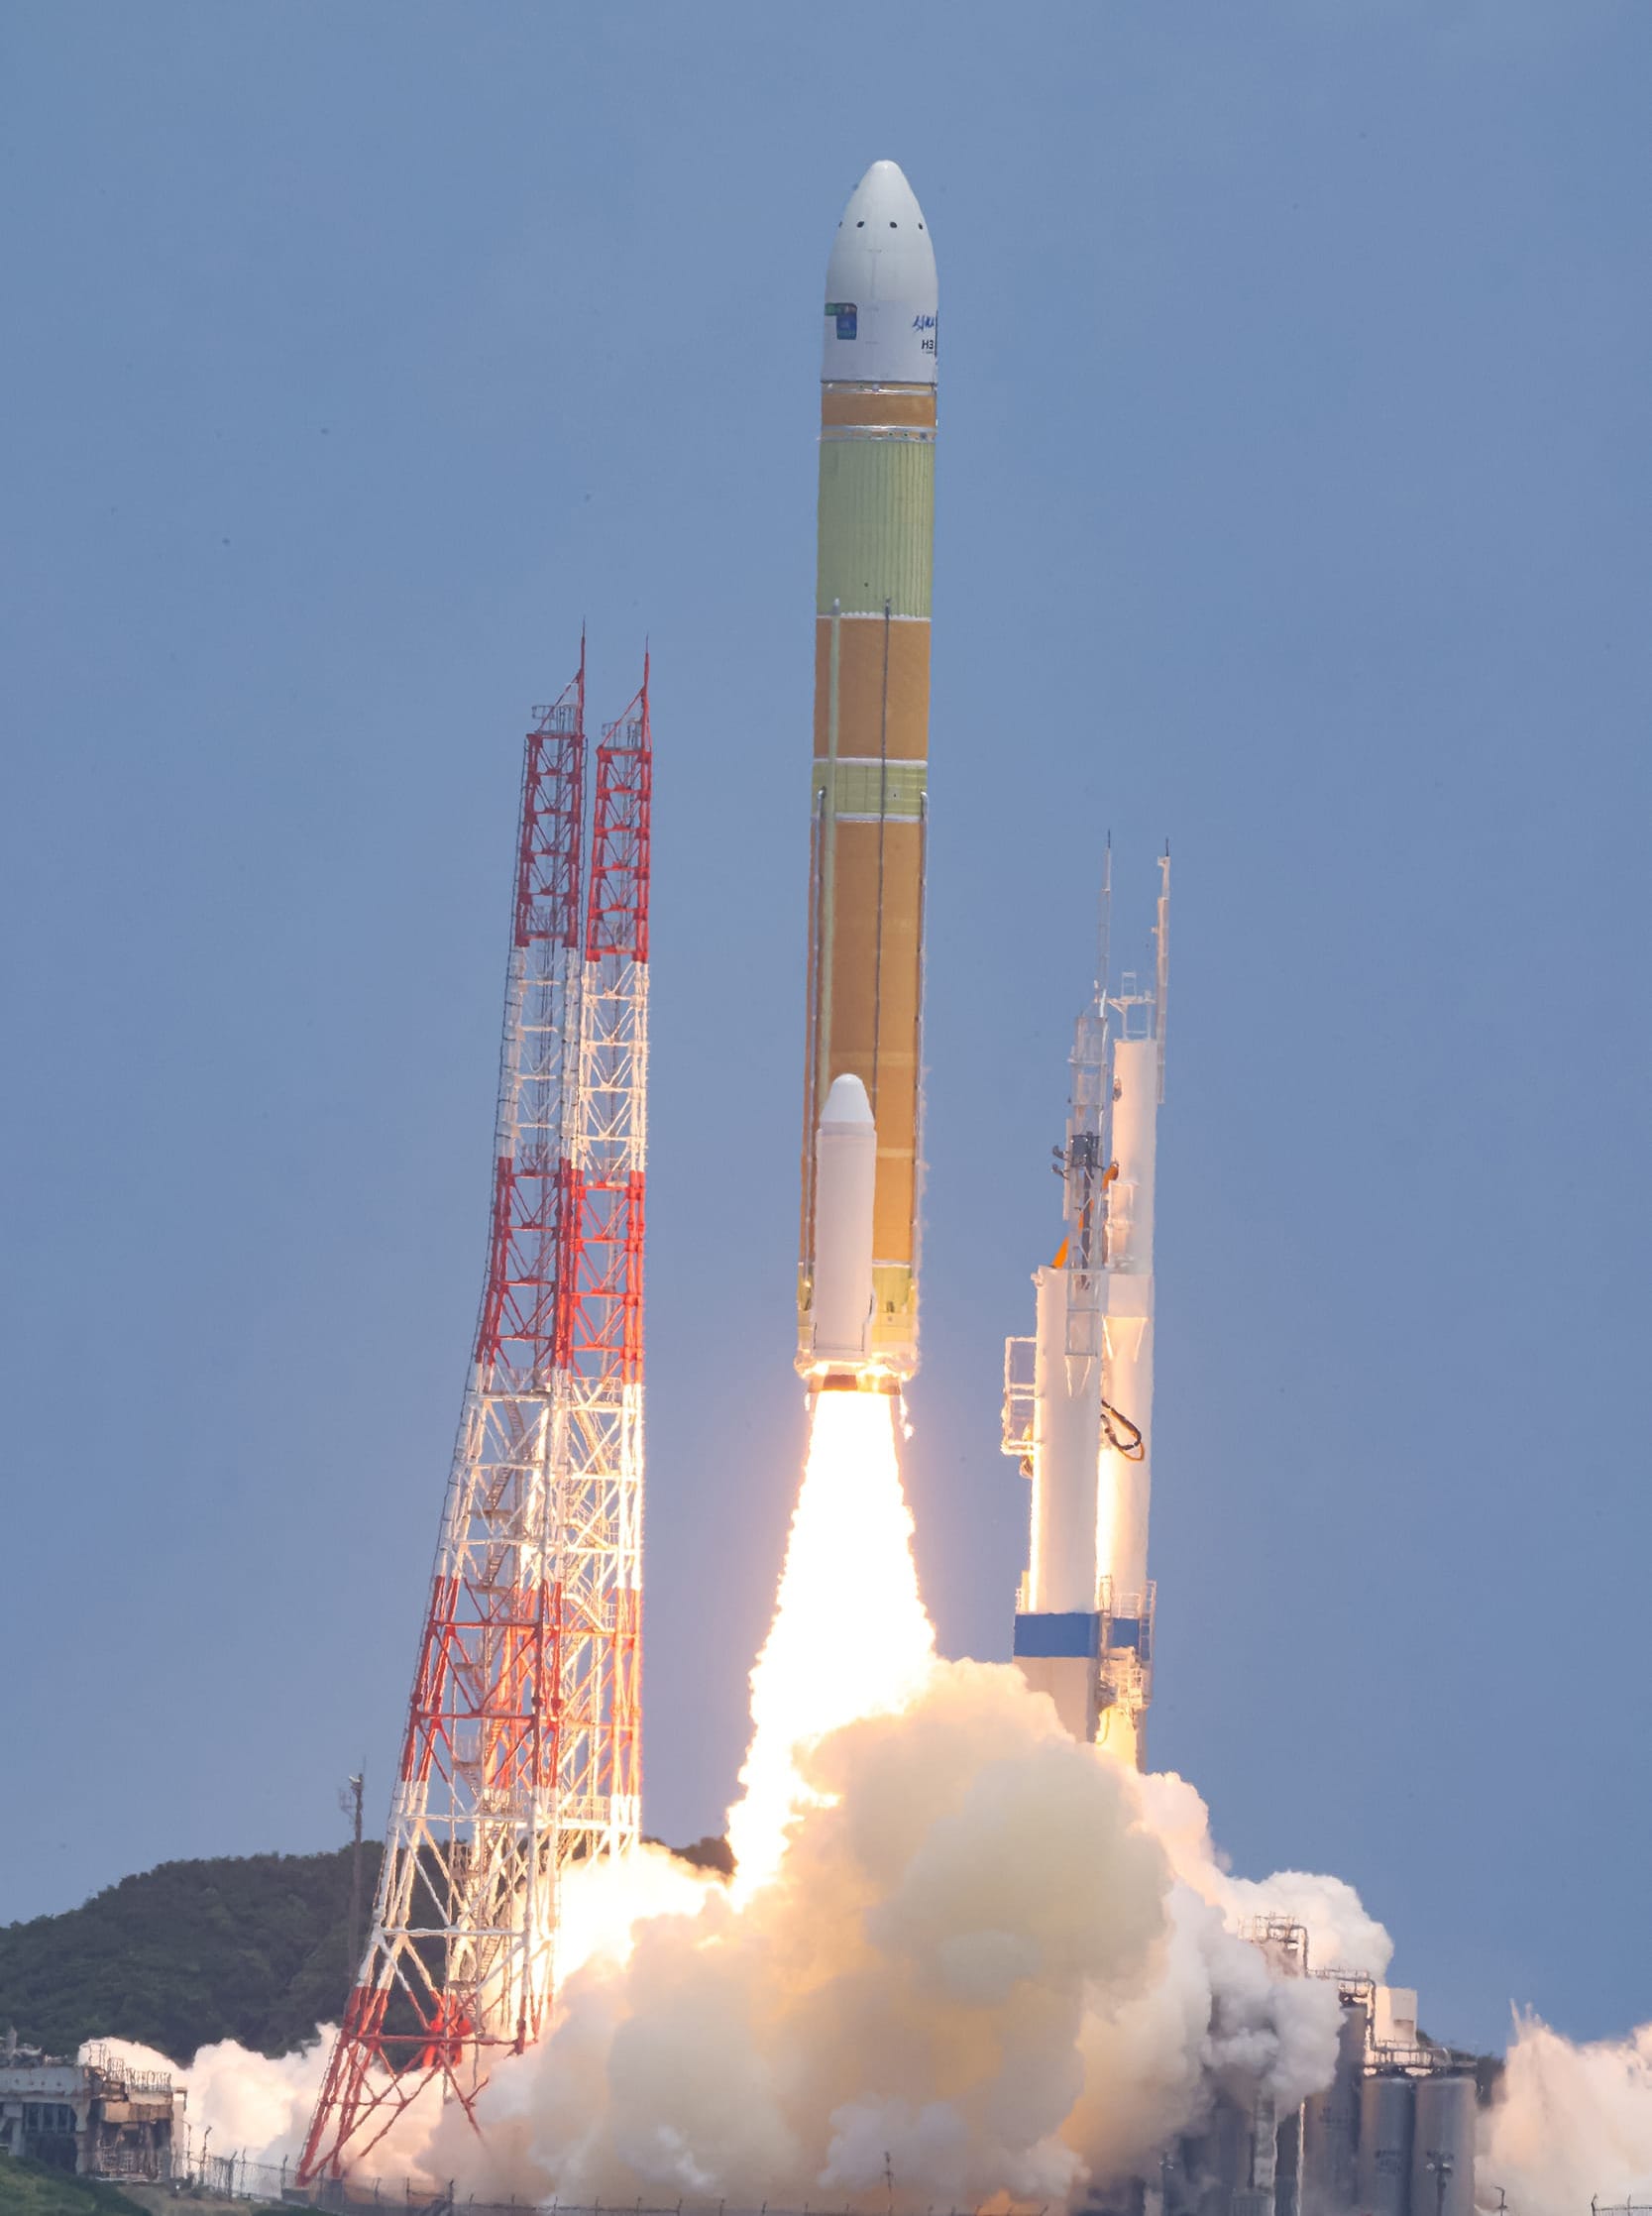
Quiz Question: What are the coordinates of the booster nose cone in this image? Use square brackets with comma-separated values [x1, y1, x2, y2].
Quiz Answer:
[820, 1071, 874, 1130]
[823, 159, 937, 386]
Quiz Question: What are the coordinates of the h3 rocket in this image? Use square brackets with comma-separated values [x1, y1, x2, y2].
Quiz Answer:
[798, 161, 937, 1396]
[1002, 856, 1169, 1768]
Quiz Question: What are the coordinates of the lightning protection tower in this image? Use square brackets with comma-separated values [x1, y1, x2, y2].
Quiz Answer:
[299, 648, 652, 2179]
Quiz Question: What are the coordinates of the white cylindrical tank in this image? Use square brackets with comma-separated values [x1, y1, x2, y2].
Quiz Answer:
[1098, 1035, 1157, 1597]
[1029, 1264, 1101, 1613]
[1358, 2075, 1415, 2216]
[811, 1073, 878, 1365]
[1410, 2076, 1476, 2216]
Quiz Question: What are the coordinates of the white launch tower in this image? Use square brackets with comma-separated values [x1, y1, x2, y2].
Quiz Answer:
[1003, 853, 1168, 1766]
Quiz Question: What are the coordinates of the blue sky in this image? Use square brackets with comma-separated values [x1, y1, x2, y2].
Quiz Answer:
[3, 4, 1648, 2056]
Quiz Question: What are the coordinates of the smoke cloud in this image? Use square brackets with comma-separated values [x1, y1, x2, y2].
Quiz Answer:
[420, 1657, 1354, 2206]
[83, 2031, 330, 2174]
[128, 1391, 1652, 2213]
[1480, 2013, 1652, 2215]
[116, 1694, 1381, 2207]
[103, 1394, 1408, 2206]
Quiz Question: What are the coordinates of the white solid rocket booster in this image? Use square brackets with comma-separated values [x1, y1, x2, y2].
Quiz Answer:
[807, 1072, 879, 1381]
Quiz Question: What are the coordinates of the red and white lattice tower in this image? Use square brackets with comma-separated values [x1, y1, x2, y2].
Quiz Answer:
[299, 648, 651, 2180]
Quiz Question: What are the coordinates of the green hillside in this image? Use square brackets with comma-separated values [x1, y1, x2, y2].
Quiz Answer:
[0, 2155, 156, 2216]
[0, 1846, 380, 2064]
[1, 1836, 730, 2067]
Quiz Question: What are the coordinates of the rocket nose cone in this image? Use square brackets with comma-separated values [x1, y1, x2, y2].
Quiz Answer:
[823, 159, 936, 386]
[820, 1072, 875, 1130]
[848, 159, 924, 219]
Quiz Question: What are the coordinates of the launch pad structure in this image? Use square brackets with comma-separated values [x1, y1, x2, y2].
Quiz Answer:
[299, 647, 653, 2181]
[1003, 850, 1168, 1768]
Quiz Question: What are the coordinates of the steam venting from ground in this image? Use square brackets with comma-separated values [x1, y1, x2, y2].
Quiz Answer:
[121, 1396, 1652, 2212]
[1479, 2016, 1652, 2212]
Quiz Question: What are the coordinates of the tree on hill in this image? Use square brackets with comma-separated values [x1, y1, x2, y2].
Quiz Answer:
[1, 1835, 731, 2066]
[0, 1846, 380, 2064]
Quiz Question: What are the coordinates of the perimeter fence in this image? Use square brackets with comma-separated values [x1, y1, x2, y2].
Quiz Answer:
[167, 2136, 1042, 2216]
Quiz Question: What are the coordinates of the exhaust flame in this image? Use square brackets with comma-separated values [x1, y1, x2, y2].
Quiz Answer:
[726, 1389, 935, 1898]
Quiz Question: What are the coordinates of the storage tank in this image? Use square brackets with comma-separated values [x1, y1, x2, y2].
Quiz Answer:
[1410, 2075, 1476, 2216]
[1209, 2090, 1255, 2194]
[1358, 2073, 1415, 2216]
[1177, 2095, 1251, 2216]
[1301, 2003, 1367, 2214]
[1275, 2099, 1303, 2216]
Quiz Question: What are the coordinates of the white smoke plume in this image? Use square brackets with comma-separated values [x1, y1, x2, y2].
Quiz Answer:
[430, 1656, 1351, 2206]
[1479, 2013, 1652, 2215]
[385, 1393, 1369, 2206]
[1133, 1768, 1394, 1980]
[115, 1389, 1587, 2208]
[82, 2031, 332, 2172]
[96, 1392, 1401, 2203]
[186, 2031, 336, 2168]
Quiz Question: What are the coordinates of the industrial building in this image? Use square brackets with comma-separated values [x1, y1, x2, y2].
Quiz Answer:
[1107, 1931, 1482, 2216]
[0, 2038, 181, 2179]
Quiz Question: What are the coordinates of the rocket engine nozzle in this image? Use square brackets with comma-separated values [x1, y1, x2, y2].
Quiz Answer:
[810, 1368, 901, 1397]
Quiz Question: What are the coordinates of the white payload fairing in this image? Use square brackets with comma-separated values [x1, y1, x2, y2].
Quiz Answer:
[1004, 855, 1168, 1764]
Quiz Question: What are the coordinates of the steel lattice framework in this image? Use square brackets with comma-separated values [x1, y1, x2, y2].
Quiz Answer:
[299, 650, 651, 2181]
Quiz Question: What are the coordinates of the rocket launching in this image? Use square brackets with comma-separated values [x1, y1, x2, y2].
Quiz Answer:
[793, 162, 1167, 1769]
[792, 156, 1164, 1766]
[798, 160, 936, 1393]
[206, 152, 1520, 2216]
